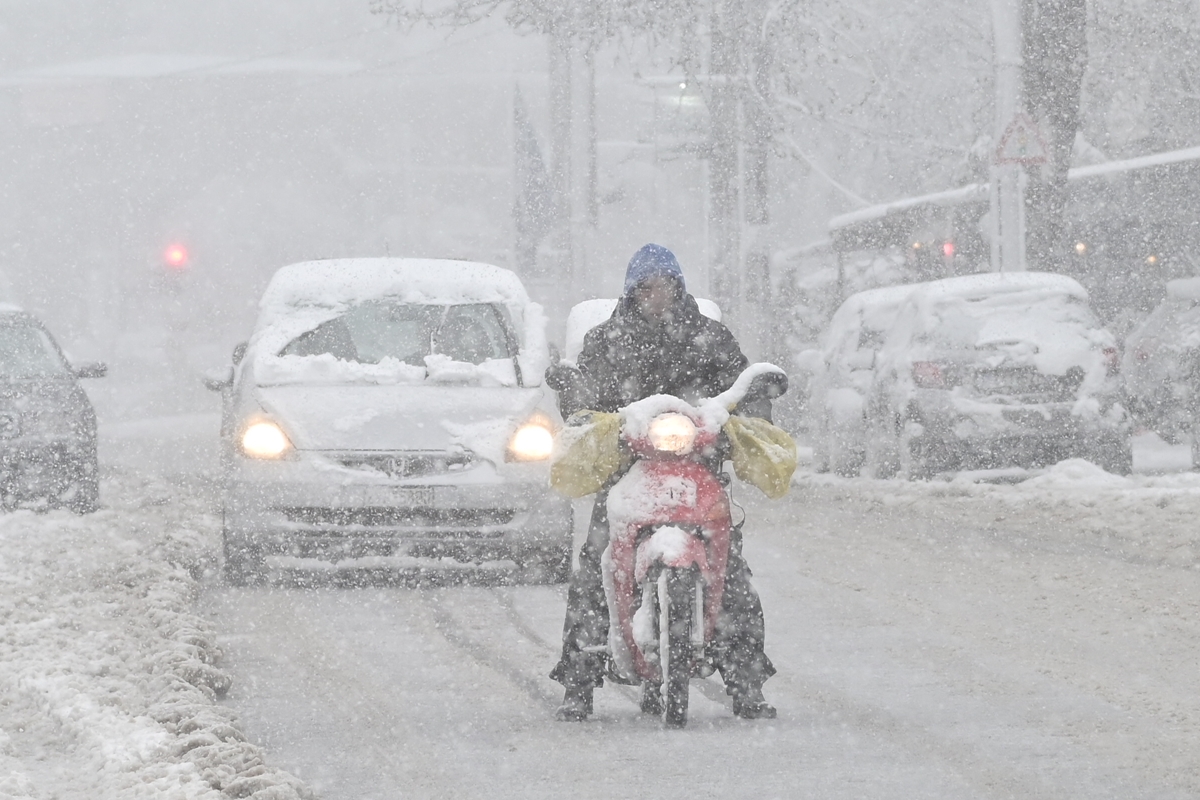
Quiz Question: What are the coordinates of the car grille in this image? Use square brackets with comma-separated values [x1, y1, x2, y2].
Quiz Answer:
[968, 366, 1082, 401]
[336, 451, 475, 479]
[280, 506, 516, 529]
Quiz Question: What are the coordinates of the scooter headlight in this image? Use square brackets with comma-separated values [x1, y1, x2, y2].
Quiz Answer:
[506, 413, 555, 462]
[647, 413, 697, 454]
[240, 420, 292, 459]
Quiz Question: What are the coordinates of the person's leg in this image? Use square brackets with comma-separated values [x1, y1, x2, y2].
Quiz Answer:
[712, 524, 777, 718]
[549, 492, 611, 719]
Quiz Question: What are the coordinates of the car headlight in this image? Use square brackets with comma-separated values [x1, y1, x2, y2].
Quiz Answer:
[506, 414, 555, 462]
[647, 413, 697, 454]
[240, 420, 292, 459]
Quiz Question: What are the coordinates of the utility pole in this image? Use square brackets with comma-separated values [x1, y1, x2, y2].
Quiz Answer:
[990, 0, 1027, 272]
[548, 24, 575, 302]
[742, 0, 773, 359]
[707, 0, 742, 319]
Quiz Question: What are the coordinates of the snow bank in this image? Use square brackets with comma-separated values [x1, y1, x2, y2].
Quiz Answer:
[794, 457, 1200, 570]
[0, 471, 312, 799]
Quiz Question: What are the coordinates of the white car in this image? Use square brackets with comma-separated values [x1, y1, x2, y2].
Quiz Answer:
[209, 258, 573, 585]
[798, 283, 922, 475]
[1121, 277, 1200, 453]
[864, 272, 1131, 478]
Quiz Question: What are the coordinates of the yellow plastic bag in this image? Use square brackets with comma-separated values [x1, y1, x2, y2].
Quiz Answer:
[550, 411, 624, 498]
[724, 416, 797, 499]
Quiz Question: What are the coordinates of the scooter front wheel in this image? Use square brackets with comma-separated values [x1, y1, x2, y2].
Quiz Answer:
[658, 566, 698, 728]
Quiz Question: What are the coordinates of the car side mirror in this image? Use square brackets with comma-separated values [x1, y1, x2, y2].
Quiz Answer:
[231, 342, 248, 366]
[73, 362, 107, 379]
[846, 349, 875, 371]
[203, 367, 233, 392]
[793, 349, 824, 374]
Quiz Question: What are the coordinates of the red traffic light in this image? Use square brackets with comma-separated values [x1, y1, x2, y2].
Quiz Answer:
[163, 244, 189, 270]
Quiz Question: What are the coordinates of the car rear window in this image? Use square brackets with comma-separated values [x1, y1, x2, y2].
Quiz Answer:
[923, 292, 1099, 350]
[0, 324, 70, 378]
[280, 301, 516, 366]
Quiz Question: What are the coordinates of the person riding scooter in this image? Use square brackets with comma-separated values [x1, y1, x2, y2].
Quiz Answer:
[546, 243, 777, 722]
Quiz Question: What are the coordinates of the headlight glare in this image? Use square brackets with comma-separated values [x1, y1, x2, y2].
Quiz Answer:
[240, 420, 292, 459]
[507, 415, 555, 461]
[647, 413, 697, 454]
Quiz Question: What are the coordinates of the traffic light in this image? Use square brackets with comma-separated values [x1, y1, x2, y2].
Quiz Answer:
[163, 243, 189, 271]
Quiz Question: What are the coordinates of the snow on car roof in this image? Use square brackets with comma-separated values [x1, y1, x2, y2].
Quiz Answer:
[1166, 277, 1200, 303]
[257, 258, 530, 329]
[914, 271, 1088, 303]
[834, 283, 924, 314]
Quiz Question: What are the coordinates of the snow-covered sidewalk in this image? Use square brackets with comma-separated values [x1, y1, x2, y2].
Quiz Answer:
[794, 454, 1200, 570]
[0, 470, 312, 800]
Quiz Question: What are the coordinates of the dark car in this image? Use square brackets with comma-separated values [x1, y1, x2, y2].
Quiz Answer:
[0, 306, 106, 512]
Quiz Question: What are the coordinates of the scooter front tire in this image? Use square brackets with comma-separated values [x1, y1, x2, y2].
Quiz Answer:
[659, 566, 697, 728]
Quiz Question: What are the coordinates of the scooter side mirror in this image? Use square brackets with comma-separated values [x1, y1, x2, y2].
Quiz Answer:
[545, 362, 583, 393]
[748, 370, 788, 400]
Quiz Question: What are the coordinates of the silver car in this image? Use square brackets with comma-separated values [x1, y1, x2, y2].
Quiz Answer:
[864, 272, 1131, 478]
[208, 258, 572, 585]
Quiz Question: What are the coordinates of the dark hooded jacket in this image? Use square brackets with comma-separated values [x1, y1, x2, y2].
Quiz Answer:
[570, 291, 749, 416]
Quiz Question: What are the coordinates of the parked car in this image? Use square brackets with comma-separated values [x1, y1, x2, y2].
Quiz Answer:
[0, 305, 106, 512]
[208, 258, 573, 585]
[1121, 277, 1200, 458]
[863, 272, 1131, 478]
[797, 283, 922, 475]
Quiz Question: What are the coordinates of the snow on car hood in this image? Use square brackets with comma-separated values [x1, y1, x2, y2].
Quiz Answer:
[255, 384, 543, 455]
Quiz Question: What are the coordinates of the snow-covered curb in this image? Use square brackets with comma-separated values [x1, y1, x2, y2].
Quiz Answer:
[0, 472, 313, 800]
[793, 458, 1200, 569]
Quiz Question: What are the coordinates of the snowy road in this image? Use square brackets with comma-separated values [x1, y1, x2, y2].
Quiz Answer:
[205, 468, 1200, 799]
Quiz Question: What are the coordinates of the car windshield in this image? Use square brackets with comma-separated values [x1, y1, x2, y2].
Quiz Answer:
[280, 301, 516, 366]
[0, 324, 70, 378]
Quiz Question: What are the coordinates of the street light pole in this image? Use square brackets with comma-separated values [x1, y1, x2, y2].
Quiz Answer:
[991, 0, 1026, 273]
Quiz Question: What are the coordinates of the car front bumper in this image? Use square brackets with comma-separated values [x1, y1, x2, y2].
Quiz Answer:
[223, 456, 572, 563]
[0, 436, 95, 499]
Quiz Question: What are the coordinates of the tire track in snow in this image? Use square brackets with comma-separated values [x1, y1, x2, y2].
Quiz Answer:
[490, 587, 734, 713]
[417, 588, 561, 709]
[216, 589, 451, 795]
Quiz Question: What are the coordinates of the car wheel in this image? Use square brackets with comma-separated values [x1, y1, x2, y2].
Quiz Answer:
[1091, 435, 1133, 476]
[810, 434, 831, 473]
[1191, 423, 1200, 471]
[64, 452, 100, 514]
[223, 534, 266, 587]
[828, 429, 865, 477]
[862, 414, 899, 479]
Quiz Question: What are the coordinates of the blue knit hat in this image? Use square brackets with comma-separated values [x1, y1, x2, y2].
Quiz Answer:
[623, 243, 686, 295]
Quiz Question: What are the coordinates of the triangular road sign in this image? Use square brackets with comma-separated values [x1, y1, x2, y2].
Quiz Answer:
[995, 113, 1049, 165]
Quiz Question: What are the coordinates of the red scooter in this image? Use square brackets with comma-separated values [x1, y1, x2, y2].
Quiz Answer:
[599, 364, 787, 727]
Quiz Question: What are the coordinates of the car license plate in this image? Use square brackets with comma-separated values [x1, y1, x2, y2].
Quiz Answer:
[349, 485, 436, 506]
[386, 486, 436, 506]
